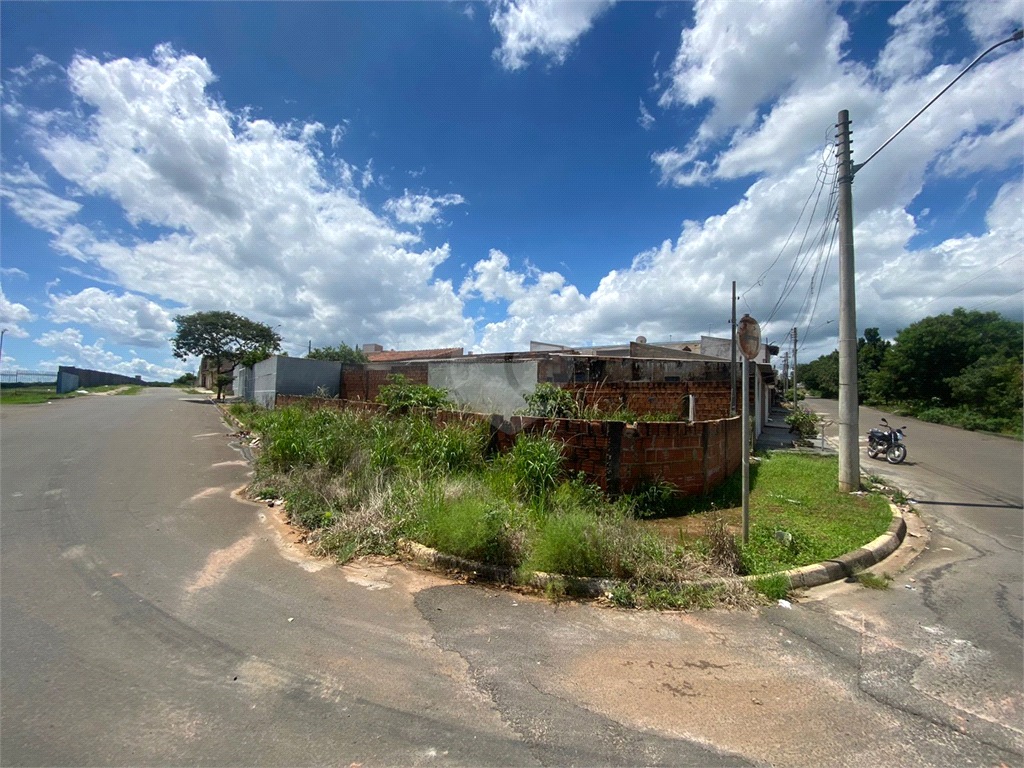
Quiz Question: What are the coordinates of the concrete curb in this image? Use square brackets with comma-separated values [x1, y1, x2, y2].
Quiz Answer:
[398, 503, 907, 599]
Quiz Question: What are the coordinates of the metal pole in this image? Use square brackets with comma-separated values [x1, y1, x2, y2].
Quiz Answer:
[0, 328, 6, 365]
[836, 110, 860, 492]
[730, 281, 737, 415]
[741, 354, 750, 544]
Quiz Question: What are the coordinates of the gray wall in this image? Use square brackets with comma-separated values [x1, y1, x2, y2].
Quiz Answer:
[56, 371, 80, 394]
[56, 366, 143, 394]
[233, 365, 255, 402]
[253, 356, 343, 408]
[429, 359, 539, 416]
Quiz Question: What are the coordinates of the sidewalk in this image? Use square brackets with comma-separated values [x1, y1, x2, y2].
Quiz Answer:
[755, 404, 836, 455]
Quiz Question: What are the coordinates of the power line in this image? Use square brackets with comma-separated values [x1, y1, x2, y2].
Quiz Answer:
[966, 287, 1024, 312]
[743, 131, 837, 300]
[909, 252, 1022, 314]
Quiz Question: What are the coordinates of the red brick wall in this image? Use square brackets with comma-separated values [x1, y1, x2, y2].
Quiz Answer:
[273, 394, 741, 498]
[564, 380, 732, 421]
[338, 363, 429, 401]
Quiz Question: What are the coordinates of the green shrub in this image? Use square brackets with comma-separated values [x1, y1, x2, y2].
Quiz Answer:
[519, 383, 579, 418]
[408, 417, 487, 475]
[416, 482, 522, 566]
[785, 408, 819, 439]
[376, 374, 450, 413]
[525, 510, 613, 577]
[501, 432, 564, 500]
[624, 478, 679, 519]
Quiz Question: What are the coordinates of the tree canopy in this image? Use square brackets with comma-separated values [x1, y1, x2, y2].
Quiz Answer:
[797, 309, 1023, 434]
[307, 342, 367, 364]
[171, 311, 281, 367]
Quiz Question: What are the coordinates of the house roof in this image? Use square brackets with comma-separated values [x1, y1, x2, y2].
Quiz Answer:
[365, 347, 463, 363]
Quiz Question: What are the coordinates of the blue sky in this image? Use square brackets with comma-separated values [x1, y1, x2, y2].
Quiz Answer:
[1, 0, 1021, 380]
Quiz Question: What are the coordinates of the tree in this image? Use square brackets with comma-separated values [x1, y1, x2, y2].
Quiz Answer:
[171, 311, 281, 399]
[307, 342, 367, 364]
[798, 350, 839, 398]
[875, 309, 1022, 405]
[173, 372, 197, 386]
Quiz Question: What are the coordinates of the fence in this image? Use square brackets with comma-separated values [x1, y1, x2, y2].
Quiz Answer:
[0, 370, 58, 385]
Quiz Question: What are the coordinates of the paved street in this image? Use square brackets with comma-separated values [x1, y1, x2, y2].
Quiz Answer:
[2, 389, 1021, 766]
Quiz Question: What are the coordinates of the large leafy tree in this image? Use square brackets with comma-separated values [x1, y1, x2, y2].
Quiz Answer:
[307, 342, 367, 364]
[875, 308, 1022, 405]
[171, 311, 282, 398]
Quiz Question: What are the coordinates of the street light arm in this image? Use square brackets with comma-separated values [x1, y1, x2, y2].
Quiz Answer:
[854, 29, 1023, 175]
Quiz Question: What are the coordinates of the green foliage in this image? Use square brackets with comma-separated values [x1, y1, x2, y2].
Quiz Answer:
[520, 383, 579, 418]
[524, 510, 614, 577]
[500, 432, 564, 499]
[799, 349, 839, 399]
[375, 374, 451, 413]
[171, 310, 281, 367]
[238, 345, 276, 368]
[784, 408, 820, 439]
[215, 373, 233, 399]
[173, 372, 197, 386]
[856, 572, 892, 590]
[875, 308, 1022, 406]
[307, 342, 368, 364]
[751, 573, 790, 600]
[416, 482, 522, 566]
[734, 454, 891, 574]
[798, 311, 1023, 435]
[625, 478, 680, 519]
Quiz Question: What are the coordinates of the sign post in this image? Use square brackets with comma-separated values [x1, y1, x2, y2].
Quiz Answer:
[737, 314, 761, 545]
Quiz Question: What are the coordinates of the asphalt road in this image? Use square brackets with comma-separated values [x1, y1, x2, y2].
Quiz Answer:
[1, 388, 1021, 766]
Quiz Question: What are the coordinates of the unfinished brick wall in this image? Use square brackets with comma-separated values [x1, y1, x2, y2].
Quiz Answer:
[338, 363, 429, 401]
[273, 394, 741, 498]
[563, 380, 732, 421]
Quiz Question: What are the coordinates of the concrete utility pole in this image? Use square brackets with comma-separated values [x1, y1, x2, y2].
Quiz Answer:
[833, 29, 1022, 492]
[730, 281, 737, 415]
[792, 326, 798, 414]
[836, 110, 859, 492]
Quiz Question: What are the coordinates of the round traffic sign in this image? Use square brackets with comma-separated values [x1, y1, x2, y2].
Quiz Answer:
[737, 314, 761, 360]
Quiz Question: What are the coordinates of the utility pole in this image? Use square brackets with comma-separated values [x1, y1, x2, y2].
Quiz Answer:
[836, 110, 859, 492]
[792, 326, 798, 413]
[833, 30, 1022, 492]
[730, 281, 737, 415]
[781, 351, 789, 403]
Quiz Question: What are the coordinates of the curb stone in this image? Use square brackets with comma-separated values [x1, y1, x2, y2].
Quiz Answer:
[398, 503, 907, 599]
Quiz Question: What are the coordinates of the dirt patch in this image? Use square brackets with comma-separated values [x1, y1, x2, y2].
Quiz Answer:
[641, 507, 743, 545]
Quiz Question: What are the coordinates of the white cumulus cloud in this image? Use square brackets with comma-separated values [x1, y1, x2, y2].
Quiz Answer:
[384, 190, 466, 225]
[47, 288, 176, 348]
[7, 44, 474, 355]
[490, 0, 615, 71]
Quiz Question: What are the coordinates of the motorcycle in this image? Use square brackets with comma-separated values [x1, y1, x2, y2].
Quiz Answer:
[866, 418, 907, 464]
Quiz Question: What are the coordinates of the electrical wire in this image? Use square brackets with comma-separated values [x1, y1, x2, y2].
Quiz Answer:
[966, 287, 1024, 312]
[742, 128, 838, 301]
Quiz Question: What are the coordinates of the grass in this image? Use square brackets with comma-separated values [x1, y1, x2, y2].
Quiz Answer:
[0, 383, 142, 404]
[231, 402, 894, 609]
[640, 452, 892, 576]
[856, 571, 892, 590]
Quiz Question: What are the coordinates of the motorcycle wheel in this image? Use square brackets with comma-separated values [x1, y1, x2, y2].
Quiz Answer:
[867, 441, 881, 459]
[886, 444, 907, 464]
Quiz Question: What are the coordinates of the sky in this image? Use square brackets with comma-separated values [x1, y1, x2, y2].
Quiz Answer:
[1, 0, 1021, 381]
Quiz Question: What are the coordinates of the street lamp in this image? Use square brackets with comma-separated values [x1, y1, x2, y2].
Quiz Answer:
[0, 328, 7, 365]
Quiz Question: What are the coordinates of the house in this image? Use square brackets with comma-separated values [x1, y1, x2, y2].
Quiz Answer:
[198, 356, 236, 393]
